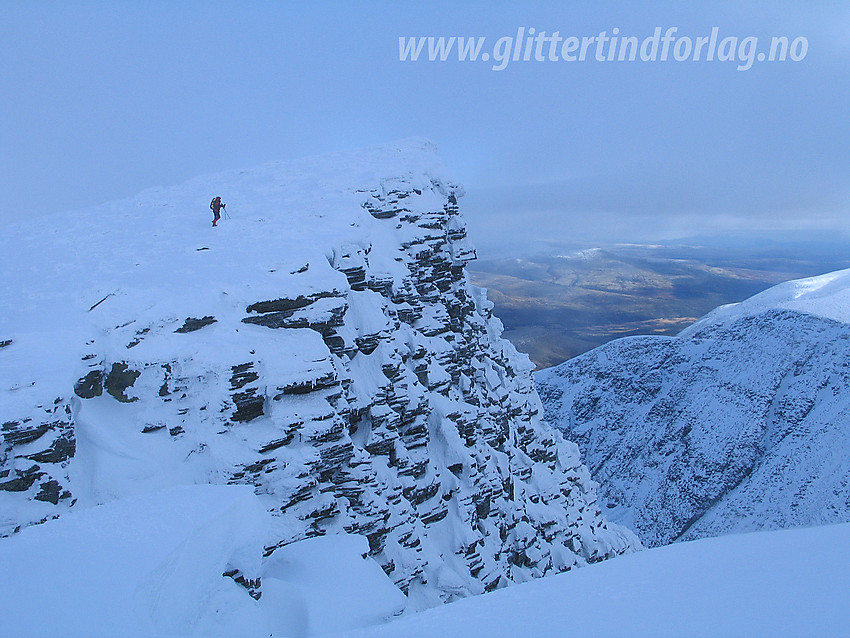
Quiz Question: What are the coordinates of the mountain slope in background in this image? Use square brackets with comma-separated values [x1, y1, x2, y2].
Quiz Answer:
[0, 140, 635, 627]
[537, 269, 850, 547]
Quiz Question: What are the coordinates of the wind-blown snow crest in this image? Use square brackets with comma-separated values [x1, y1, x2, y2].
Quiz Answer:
[1, 139, 635, 622]
[681, 267, 850, 336]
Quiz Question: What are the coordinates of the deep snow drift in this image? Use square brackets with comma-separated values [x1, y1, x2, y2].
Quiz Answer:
[0, 139, 636, 623]
[537, 269, 850, 546]
[0, 485, 406, 637]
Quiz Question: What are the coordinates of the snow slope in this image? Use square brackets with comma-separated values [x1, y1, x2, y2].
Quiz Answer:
[0, 485, 406, 638]
[331, 522, 850, 638]
[537, 269, 850, 546]
[7, 483, 846, 637]
[682, 267, 850, 333]
[0, 139, 635, 610]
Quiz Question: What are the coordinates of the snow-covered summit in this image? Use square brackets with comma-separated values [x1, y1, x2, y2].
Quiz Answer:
[681, 267, 850, 336]
[538, 268, 850, 547]
[1, 138, 451, 411]
[1, 140, 635, 610]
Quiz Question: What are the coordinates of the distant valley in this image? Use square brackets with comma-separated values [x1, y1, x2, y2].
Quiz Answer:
[469, 240, 850, 368]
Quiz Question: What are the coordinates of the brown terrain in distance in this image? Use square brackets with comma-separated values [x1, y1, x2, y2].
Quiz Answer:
[469, 243, 850, 369]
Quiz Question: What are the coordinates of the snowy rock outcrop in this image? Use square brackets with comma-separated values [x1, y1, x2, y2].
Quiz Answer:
[0, 140, 635, 605]
[537, 269, 850, 547]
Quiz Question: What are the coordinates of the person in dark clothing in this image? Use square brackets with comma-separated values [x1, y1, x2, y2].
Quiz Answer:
[210, 196, 225, 226]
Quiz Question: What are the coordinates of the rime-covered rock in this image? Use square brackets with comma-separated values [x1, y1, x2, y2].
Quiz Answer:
[0, 139, 636, 605]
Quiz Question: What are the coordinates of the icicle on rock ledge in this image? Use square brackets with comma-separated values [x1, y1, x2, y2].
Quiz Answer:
[0, 139, 638, 607]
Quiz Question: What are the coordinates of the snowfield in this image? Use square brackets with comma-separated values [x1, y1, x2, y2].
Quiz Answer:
[2, 489, 846, 637]
[331, 521, 850, 638]
[0, 485, 405, 638]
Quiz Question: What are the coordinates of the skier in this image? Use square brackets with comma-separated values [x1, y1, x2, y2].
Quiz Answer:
[210, 196, 225, 227]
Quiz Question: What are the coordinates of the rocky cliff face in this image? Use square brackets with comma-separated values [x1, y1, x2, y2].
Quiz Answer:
[0, 140, 635, 605]
[537, 270, 850, 547]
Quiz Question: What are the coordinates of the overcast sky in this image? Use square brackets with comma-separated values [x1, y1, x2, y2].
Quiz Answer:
[2, 1, 848, 255]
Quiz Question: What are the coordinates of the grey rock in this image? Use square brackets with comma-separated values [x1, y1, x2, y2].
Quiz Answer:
[105, 363, 140, 403]
[175, 316, 217, 333]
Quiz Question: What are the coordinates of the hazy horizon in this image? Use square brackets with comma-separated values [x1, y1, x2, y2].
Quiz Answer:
[2, 1, 848, 255]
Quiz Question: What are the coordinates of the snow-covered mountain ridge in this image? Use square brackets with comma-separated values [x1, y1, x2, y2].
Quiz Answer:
[0, 139, 635, 607]
[681, 267, 850, 333]
[537, 269, 850, 547]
